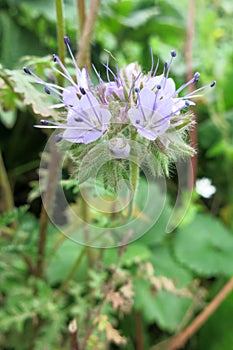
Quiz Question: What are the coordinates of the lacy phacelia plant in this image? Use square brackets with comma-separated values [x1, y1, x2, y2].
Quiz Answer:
[24, 37, 215, 179]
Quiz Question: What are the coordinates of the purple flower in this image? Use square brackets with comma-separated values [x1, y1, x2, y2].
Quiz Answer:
[128, 87, 173, 140]
[24, 38, 215, 147]
[62, 92, 111, 144]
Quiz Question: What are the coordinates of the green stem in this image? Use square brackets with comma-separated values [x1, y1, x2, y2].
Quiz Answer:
[55, 0, 66, 84]
[80, 193, 95, 267]
[0, 150, 14, 213]
[128, 130, 139, 218]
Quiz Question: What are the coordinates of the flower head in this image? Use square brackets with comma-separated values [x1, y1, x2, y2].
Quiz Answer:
[24, 37, 215, 156]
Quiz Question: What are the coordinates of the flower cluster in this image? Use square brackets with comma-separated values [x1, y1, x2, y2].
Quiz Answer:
[24, 37, 215, 165]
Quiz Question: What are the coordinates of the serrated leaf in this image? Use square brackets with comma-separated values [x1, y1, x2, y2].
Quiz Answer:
[173, 213, 233, 276]
[5, 69, 58, 117]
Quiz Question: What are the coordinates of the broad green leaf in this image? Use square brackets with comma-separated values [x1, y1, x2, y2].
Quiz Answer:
[134, 280, 191, 332]
[119, 7, 159, 28]
[46, 239, 87, 284]
[173, 213, 233, 276]
[150, 245, 193, 288]
[103, 242, 151, 266]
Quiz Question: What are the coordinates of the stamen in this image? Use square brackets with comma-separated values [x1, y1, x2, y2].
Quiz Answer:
[152, 58, 160, 77]
[92, 64, 104, 83]
[152, 85, 162, 111]
[185, 81, 216, 98]
[102, 62, 117, 82]
[135, 90, 146, 122]
[44, 87, 51, 94]
[150, 46, 154, 75]
[23, 67, 32, 75]
[173, 72, 200, 97]
[127, 72, 142, 101]
[52, 54, 79, 91]
[194, 72, 200, 82]
[64, 36, 82, 77]
[85, 92, 101, 124]
[165, 50, 176, 81]
[40, 119, 59, 126]
[80, 87, 86, 95]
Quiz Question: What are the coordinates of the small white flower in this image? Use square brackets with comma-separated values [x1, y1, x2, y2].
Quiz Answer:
[196, 178, 216, 198]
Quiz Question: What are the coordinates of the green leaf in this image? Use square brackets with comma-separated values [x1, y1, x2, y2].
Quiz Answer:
[103, 242, 150, 266]
[0, 205, 29, 228]
[173, 213, 233, 276]
[5, 69, 58, 117]
[134, 280, 191, 332]
[46, 239, 87, 284]
[150, 245, 193, 288]
[0, 106, 17, 128]
[120, 7, 159, 28]
[195, 290, 233, 350]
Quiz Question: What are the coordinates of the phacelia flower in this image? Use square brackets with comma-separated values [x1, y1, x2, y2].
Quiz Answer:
[24, 37, 215, 154]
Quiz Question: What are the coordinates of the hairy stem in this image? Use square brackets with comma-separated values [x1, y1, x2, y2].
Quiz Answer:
[128, 130, 139, 218]
[76, 0, 101, 70]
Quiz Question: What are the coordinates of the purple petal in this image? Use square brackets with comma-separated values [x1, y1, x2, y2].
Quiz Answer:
[63, 86, 80, 107]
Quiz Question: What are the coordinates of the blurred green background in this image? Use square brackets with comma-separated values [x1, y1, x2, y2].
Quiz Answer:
[1, 0, 233, 349]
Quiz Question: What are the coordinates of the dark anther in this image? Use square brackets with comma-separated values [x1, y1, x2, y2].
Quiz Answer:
[74, 117, 83, 122]
[134, 87, 140, 93]
[41, 119, 49, 125]
[157, 84, 161, 90]
[64, 36, 70, 45]
[23, 67, 31, 75]
[171, 50, 177, 58]
[185, 100, 190, 107]
[194, 72, 200, 82]
[44, 87, 51, 94]
[136, 119, 140, 124]
[80, 87, 86, 95]
[52, 54, 57, 62]
[210, 81, 216, 87]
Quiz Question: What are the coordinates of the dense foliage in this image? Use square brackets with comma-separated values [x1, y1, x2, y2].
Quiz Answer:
[0, 0, 233, 349]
